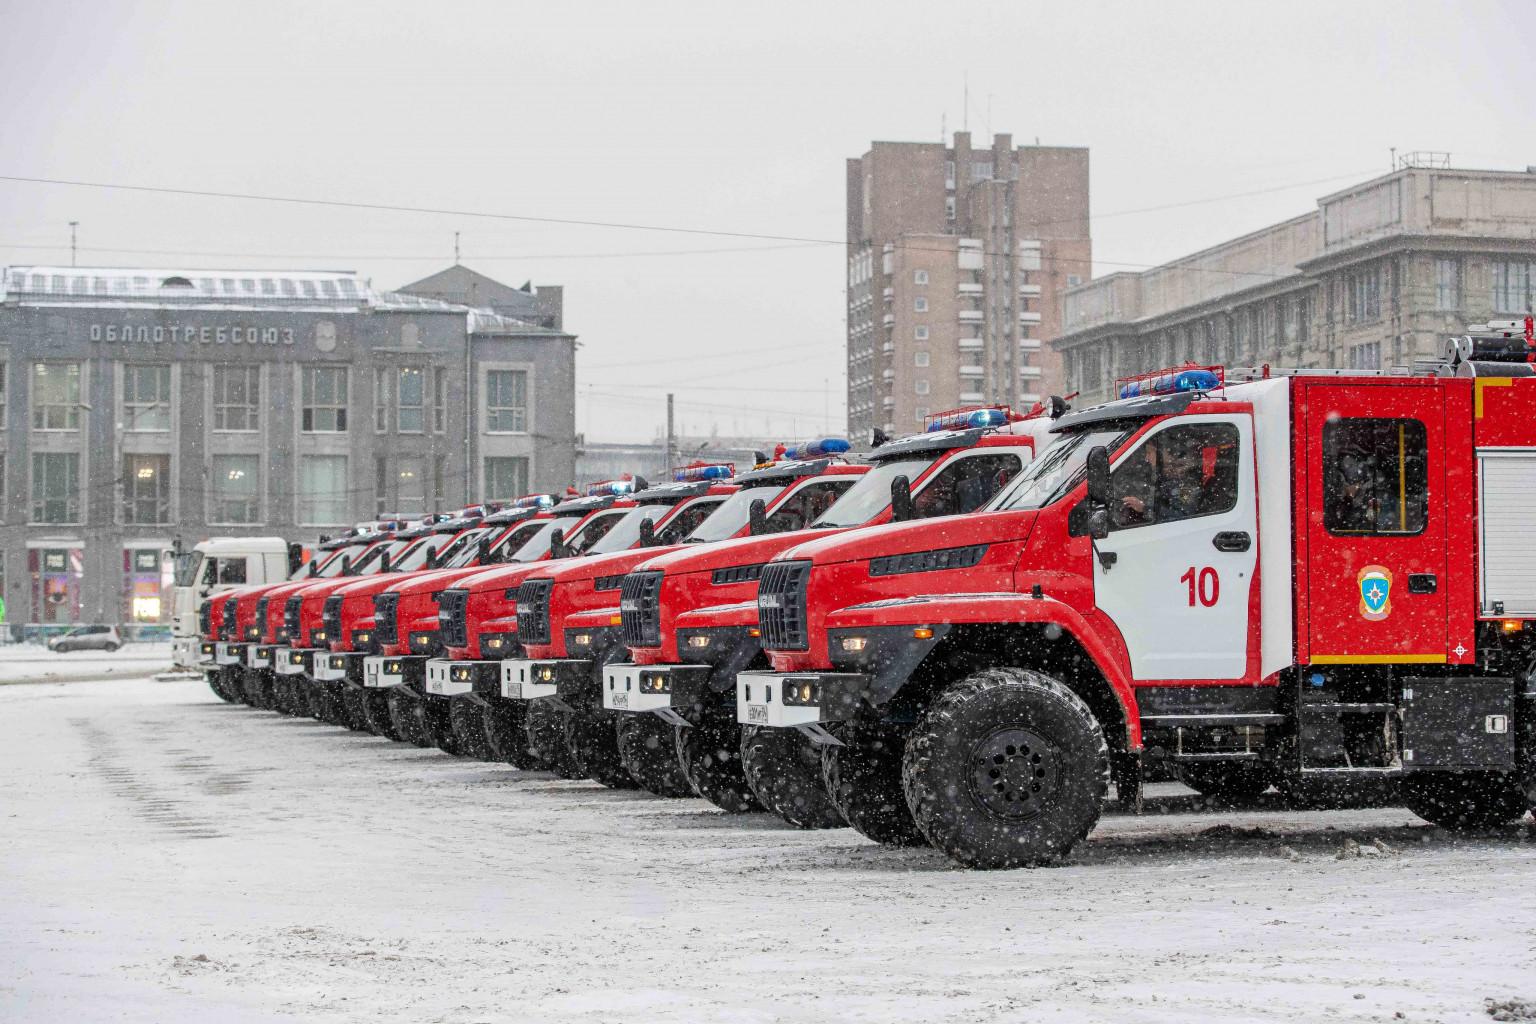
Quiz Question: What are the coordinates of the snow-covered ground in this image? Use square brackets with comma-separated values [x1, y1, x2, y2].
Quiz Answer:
[1, 676, 1533, 1024]
[0, 642, 174, 684]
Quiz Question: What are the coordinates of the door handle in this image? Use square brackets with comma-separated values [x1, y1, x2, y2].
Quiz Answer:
[1212, 531, 1251, 553]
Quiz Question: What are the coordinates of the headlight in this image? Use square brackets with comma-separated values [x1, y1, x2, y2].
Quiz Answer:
[355, 631, 372, 645]
[329, 655, 346, 669]
[782, 680, 818, 706]
[412, 634, 433, 648]
[384, 660, 402, 674]
[641, 672, 671, 694]
[485, 636, 505, 650]
[839, 637, 868, 652]
[451, 665, 473, 682]
[244, 626, 261, 640]
[313, 630, 328, 642]
[685, 635, 711, 649]
[538, 666, 554, 682]
[571, 633, 592, 647]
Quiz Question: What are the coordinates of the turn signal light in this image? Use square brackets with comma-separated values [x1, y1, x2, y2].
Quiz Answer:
[913, 627, 934, 640]
[1501, 619, 1524, 634]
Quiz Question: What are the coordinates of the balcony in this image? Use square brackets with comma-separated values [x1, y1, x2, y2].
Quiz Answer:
[958, 282, 984, 296]
[881, 341, 895, 354]
[959, 391, 985, 403]
[959, 365, 985, 378]
[882, 368, 895, 381]
[1018, 337, 1041, 351]
[882, 287, 894, 300]
[1019, 366, 1043, 379]
[1019, 311, 1042, 325]
[882, 396, 895, 407]
[1017, 283, 1042, 297]
[958, 310, 985, 323]
[959, 337, 984, 351]
[882, 313, 895, 326]
[1019, 391, 1042, 404]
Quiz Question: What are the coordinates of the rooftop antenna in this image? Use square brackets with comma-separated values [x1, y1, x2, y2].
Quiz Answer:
[941, 111, 946, 143]
[1390, 147, 1397, 172]
[963, 73, 969, 133]
[987, 93, 992, 140]
[454, 231, 461, 264]
[68, 221, 78, 267]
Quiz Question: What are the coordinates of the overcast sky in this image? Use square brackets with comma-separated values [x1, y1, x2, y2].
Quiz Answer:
[2, 0, 1531, 443]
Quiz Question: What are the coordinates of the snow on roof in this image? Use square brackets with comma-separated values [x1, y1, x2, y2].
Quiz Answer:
[1, 265, 559, 334]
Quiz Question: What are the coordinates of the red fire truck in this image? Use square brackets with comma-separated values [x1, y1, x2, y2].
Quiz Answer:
[739, 330, 1536, 868]
[421, 475, 741, 762]
[605, 412, 1057, 817]
[503, 452, 869, 792]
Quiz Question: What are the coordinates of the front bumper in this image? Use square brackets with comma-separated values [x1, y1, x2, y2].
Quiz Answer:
[275, 647, 316, 676]
[245, 644, 275, 670]
[175, 637, 202, 668]
[735, 670, 870, 729]
[500, 658, 586, 701]
[214, 642, 246, 666]
[312, 651, 363, 682]
[425, 658, 499, 697]
[363, 654, 424, 689]
[603, 662, 712, 718]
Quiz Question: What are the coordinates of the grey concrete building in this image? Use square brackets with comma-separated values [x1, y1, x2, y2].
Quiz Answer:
[397, 264, 564, 330]
[0, 265, 575, 631]
[846, 131, 1091, 440]
[1054, 159, 1536, 406]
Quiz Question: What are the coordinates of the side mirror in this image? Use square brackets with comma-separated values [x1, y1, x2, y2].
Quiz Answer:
[308, 558, 318, 574]
[639, 518, 659, 547]
[748, 499, 769, 536]
[339, 555, 353, 576]
[890, 475, 917, 523]
[549, 528, 569, 559]
[1083, 446, 1113, 541]
[379, 550, 392, 574]
[476, 538, 492, 564]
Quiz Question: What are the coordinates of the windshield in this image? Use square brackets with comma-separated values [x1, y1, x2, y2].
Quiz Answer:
[173, 551, 204, 588]
[567, 509, 628, 554]
[812, 458, 933, 527]
[584, 506, 665, 555]
[682, 486, 783, 543]
[407, 528, 485, 571]
[315, 543, 370, 578]
[987, 429, 1128, 511]
[508, 517, 581, 562]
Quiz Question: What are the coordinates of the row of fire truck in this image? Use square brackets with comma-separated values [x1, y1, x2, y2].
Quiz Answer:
[201, 320, 1536, 869]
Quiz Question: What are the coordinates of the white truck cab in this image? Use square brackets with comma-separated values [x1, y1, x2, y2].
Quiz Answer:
[171, 537, 299, 669]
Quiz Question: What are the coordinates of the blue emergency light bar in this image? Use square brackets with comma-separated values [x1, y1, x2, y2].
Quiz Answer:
[925, 407, 1012, 432]
[781, 437, 851, 460]
[511, 494, 556, 509]
[674, 462, 734, 482]
[586, 477, 637, 497]
[1117, 368, 1222, 400]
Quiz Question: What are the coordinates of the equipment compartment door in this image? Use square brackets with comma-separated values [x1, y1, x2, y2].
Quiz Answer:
[1302, 384, 1448, 664]
[1093, 413, 1258, 681]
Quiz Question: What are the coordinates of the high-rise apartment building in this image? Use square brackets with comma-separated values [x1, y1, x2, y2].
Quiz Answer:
[845, 131, 1090, 439]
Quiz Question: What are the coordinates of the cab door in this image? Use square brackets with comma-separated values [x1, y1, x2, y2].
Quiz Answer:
[1301, 384, 1447, 664]
[1093, 414, 1259, 681]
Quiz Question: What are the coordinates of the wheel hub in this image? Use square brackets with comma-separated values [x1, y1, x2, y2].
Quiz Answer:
[969, 727, 1057, 820]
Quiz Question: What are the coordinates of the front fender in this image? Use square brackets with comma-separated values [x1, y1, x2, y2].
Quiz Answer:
[674, 601, 757, 630]
[824, 592, 1142, 748]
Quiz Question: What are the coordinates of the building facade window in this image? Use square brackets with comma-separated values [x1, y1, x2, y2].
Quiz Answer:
[212, 365, 260, 431]
[301, 366, 348, 432]
[914, 297, 928, 313]
[31, 362, 82, 430]
[124, 548, 170, 624]
[945, 196, 957, 221]
[914, 269, 929, 285]
[1434, 258, 1461, 311]
[0, 363, 7, 425]
[374, 367, 390, 433]
[484, 456, 528, 502]
[123, 454, 171, 524]
[31, 452, 79, 523]
[397, 367, 424, 433]
[30, 547, 83, 624]
[1346, 266, 1382, 324]
[486, 370, 528, 433]
[1491, 259, 1534, 313]
[123, 364, 171, 430]
[971, 161, 993, 182]
[1347, 341, 1382, 371]
[396, 456, 426, 514]
[914, 325, 929, 341]
[433, 368, 447, 433]
[915, 351, 930, 367]
[210, 454, 260, 524]
[915, 380, 931, 395]
[298, 454, 348, 525]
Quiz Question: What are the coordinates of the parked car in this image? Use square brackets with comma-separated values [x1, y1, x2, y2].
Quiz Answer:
[48, 625, 122, 653]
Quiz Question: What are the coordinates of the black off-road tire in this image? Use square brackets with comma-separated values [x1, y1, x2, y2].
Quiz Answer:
[616, 714, 696, 797]
[450, 699, 496, 761]
[1402, 771, 1529, 829]
[299, 679, 327, 720]
[483, 697, 545, 769]
[421, 694, 463, 755]
[316, 680, 348, 726]
[564, 705, 639, 790]
[387, 687, 432, 747]
[903, 667, 1109, 869]
[525, 699, 584, 778]
[741, 725, 844, 829]
[676, 706, 761, 814]
[206, 668, 239, 703]
[1175, 762, 1273, 807]
[823, 721, 926, 847]
[362, 688, 403, 740]
[341, 685, 374, 732]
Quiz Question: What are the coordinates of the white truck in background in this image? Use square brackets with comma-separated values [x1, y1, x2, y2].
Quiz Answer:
[169, 537, 303, 670]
